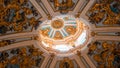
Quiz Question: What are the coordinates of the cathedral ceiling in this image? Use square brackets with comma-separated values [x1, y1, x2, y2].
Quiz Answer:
[0, 0, 120, 68]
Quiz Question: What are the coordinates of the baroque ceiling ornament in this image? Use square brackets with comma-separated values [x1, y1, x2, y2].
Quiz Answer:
[38, 15, 91, 55]
[0, 0, 120, 68]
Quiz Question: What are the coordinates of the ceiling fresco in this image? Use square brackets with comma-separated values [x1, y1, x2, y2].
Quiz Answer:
[40, 15, 77, 40]
[88, 41, 120, 68]
[0, 0, 41, 35]
[0, 45, 44, 68]
[86, 0, 120, 27]
[0, 0, 120, 68]
[47, 0, 79, 14]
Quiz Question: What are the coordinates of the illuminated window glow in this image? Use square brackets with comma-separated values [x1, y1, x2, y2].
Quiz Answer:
[52, 45, 73, 52]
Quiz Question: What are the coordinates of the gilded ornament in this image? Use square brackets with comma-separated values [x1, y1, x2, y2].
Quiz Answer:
[93, 54, 103, 62]
[41, 28, 50, 37]
[65, 26, 76, 35]
[51, 19, 64, 29]
[54, 31, 63, 39]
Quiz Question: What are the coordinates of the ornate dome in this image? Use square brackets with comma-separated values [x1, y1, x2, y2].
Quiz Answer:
[38, 15, 91, 54]
[0, 0, 120, 68]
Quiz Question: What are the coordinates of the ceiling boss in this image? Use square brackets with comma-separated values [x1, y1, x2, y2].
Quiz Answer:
[51, 19, 64, 29]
